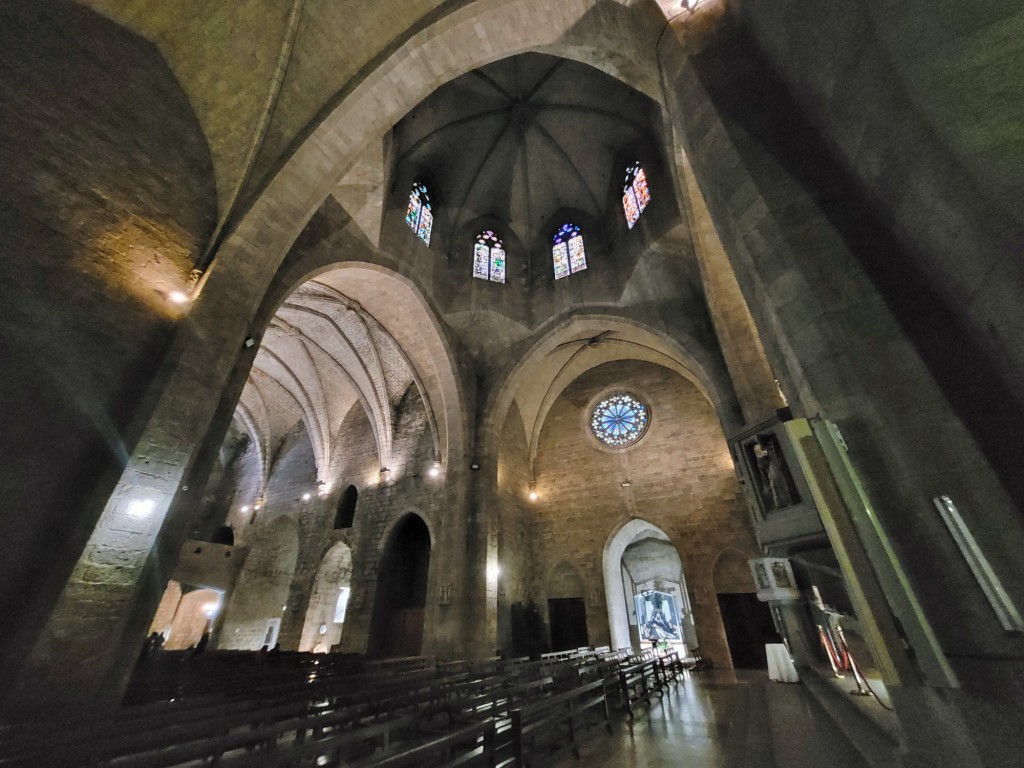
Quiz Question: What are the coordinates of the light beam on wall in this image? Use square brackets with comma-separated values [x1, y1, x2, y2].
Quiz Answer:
[127, 498, 156, 519]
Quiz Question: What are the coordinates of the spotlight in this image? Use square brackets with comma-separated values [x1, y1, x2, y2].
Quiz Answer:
[529, 491, 539, 502]
[428, 461, 441, 478]
[302, 492, 312, 501]
[168, 290, 189, 305]
[240, 505, 250, 513]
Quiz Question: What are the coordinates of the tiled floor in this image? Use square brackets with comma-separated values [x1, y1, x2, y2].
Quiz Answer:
[552, 670, 871, 768]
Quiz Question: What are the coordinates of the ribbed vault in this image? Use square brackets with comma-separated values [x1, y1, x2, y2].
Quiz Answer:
[393, 52, 666, 265]
[234, 278, 430, 495]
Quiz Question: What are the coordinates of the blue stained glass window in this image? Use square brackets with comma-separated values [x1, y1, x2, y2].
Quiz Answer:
[591, 393, 649, 447]
[552, 223, 586, 279]
[406, 183, 432, 245]
[623, 163, 651, 229]
[473, 230, 506, 283]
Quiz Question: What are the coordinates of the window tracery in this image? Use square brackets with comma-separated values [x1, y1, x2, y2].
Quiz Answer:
[473, 230, 506, 283]
[591, 393, 650, 447]
[405, 183, 433, 245]
[622, 163, 651, 229]
[552, 223, 587, 279]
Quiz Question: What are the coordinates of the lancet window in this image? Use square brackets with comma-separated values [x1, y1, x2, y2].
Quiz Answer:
[552, 223, 587, 279]
[405, 183, 433, 245]
[473, 230, 506, 283]
[622, 163, 651, 229]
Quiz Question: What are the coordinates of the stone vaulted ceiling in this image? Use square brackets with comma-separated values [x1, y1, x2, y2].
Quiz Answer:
[235, 279, 420, 494]
[393, 53, 665, 264]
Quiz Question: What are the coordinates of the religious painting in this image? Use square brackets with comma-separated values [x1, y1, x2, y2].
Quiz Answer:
[634, 589, 682, 642]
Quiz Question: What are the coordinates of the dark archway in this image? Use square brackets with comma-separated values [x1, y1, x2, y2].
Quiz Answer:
[369, 515, 430, 657]
[210, 525, 234, 545]
[334, 486, 358, 529]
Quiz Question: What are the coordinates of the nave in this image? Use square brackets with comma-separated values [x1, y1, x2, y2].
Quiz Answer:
[551, 670, 874, 768]
[0, 647, 880, 768]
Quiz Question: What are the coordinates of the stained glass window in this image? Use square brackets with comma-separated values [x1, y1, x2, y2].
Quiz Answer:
[591, 393, 650, 447]
[552, 223, 586, 279]
[473, 230, 506, 283]
[623, 163, 652, 229]
[406, 183, 432, 245]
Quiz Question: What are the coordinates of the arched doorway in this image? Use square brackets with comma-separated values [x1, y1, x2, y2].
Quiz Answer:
[370, 515, 431, 657]
[147, 582, 222, 650]
[299, 542, 354, 652]
[603, 519, 693, 654]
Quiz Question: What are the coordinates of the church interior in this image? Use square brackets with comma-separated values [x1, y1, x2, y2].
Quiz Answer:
[1, 1, 1022, 766]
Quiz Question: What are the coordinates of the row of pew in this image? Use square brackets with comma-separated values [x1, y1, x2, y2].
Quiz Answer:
[0, 646, 693, 767]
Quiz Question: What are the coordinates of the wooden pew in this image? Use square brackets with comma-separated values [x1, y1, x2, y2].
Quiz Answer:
[444, 676, 555, 726]
[508, 679, 612, 767]
[3, 701, 375, 768]
[207, 714, 419, 767]
[356, 719, 497, 768]
[617, 659, 659, 718]
[3, 655, 610, 768]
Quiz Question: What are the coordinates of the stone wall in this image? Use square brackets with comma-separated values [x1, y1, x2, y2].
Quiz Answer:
[0, 1, 216, 687]
[213, 381, 465, 656]
[495, 404, 535, 649]
[658, 7, 1024, 670]
[529, 359, 758, 667]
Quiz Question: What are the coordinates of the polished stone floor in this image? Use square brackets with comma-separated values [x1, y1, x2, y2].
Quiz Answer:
[552, 669, 871, 768]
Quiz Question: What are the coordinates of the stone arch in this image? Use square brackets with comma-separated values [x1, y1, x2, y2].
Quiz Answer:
[298, 542, 354, 652]
[218, 515, 299, 649]
[241, 263, 465, 478]
[30, 0, 703, 699]
[603, 518, 690, 651]
[369, 513, 433, 657]
[153, 587, 222, 651]
[483, 311, 735, 482]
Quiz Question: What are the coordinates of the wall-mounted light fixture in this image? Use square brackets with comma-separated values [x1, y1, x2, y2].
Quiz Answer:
[301, 492, 312, 502]
[316, 479, 330, 498]
[620, 481, 632, 488]
[428, 461, 442, 478]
